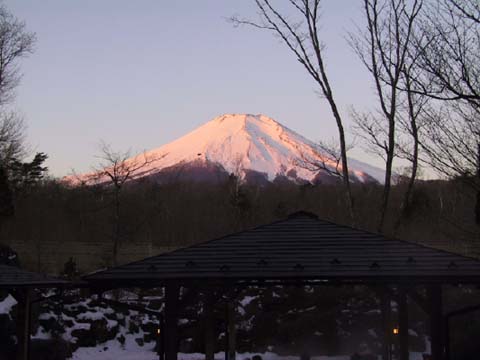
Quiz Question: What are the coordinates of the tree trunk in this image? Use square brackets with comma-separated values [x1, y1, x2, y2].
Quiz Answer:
[113, 186, 120, 266]
[394, 73, 420, 235]
[327, 96, 355, 224]
[475, 143, 480, 225]
[378, 113, 396, 233]
[0, 165, 14, 217]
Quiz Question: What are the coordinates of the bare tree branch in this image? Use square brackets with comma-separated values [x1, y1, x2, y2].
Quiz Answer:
[230, 0, 355, 222]
[0, 5, 35, 105]
[349, 0, 423, 232]
[295, 138, 354, 181]
[78, 142, 165, 266]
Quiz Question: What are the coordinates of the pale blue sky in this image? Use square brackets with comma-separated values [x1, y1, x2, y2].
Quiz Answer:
[4, 1, 378, 177]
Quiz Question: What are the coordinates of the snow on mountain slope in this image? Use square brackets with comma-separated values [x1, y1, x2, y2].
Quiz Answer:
[74, 114, 384, 184]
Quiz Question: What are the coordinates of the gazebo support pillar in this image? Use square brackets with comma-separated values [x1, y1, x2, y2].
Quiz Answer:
[205, 289, 216, 360]
[398, 287, 409, 360]
[14, 288, 31, 360]
[380, 288, 392, 360]
[227, 301, 236, 360]
[428, 285, 444, 360]
[165, 282, 180, 360]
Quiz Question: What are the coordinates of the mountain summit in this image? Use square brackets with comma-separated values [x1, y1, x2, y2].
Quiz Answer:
[76, 114, 384, 185]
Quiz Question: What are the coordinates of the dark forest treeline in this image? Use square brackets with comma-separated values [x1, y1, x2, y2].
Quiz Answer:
[0, 176, 478, 274]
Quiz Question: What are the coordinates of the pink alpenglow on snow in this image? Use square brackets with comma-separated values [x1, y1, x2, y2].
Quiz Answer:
[70, 114, 384, 185]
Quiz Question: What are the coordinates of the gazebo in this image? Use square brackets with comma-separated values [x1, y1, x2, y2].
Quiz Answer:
[0, 263, 68, 360]
[85, 211, 480, 360]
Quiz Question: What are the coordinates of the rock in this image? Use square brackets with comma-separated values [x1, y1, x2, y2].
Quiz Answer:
[71, 328, 96, 347]
[90, 318, 118, 343]
[70, 319, 118, 348]
[128, 319, 140, 334]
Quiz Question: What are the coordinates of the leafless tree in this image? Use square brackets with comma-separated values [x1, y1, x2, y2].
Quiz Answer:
[349, 0, 423, 231]
[0, 5, 35, 106]
[230, 0, 355, 222]
[0, 5, 35, 226]
[418, 104, 480, 225]
[453, 0, 479, 21]
[409, 0, 480, 224]
[392, 61, 429, 233]
[420, 106, 478, 179]
[412, 1, 479, 105]
[448, 0, 480, 24]
[87, 142, 160, 266]
[0, 5, 35, 165]
[0, 5, 35, 161]
[0, 111, 26, 165]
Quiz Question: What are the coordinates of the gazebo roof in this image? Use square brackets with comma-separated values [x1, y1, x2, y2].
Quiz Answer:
[0, 264, 67, 288]
[84, 211, 480, 286]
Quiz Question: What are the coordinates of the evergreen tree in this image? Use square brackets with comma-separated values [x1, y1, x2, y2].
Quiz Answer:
[7, 152, 48, 193]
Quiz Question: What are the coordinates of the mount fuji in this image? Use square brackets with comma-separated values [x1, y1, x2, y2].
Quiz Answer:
[75, 114, 384, 185]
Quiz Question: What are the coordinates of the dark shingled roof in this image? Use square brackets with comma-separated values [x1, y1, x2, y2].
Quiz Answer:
[84, 211, 480, 285]
[0, 264, 67, 288]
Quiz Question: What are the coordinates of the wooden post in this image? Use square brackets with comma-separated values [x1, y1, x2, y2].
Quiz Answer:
[165, 282, 180, 360]
[205, 289, 215, 360]
[428, 285, 444, 360]
[15, 288, 31, 360]
[380, 288, 392, 360]
[227, 301, 236, 360]
[398, 287, 409, 360]
[444, 316, 450, 360]
[325, 308, 338, 356]
[224, 302, 229, 360]
[158, 314, 165, 360]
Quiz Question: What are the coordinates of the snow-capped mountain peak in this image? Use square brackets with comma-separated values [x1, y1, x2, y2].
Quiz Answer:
[72, 114, 384, 185]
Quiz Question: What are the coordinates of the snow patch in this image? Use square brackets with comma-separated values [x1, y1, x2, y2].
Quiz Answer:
[0, 294, 17, 315]
[240, 296, 256, 307]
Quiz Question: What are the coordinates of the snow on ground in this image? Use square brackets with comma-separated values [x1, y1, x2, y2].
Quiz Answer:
[0, 294, 17, 315]
[72, 345, 352, 360]
[71, 345, 427, 360]
[240, 295, 256, 307]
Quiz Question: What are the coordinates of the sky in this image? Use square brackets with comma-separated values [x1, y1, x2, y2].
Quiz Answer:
[4, 0, 380, 177]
